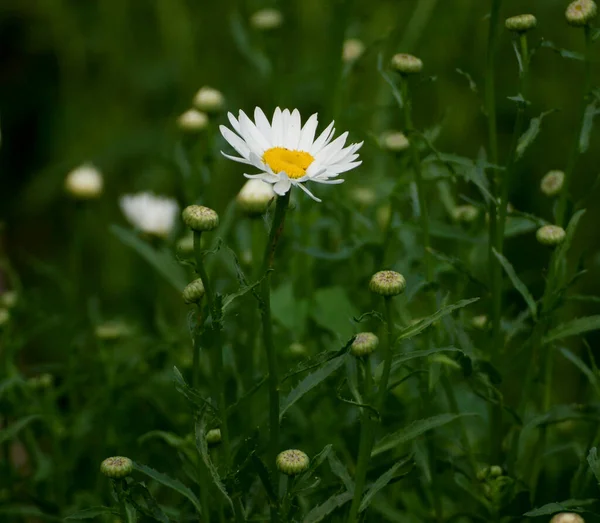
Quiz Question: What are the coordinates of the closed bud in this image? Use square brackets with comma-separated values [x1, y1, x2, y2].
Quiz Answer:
[452, 205, 479, 223]
[193, 86, 224, 112]
[182, 205, 219, 232]
[350, 332, 379, 357]
[250, 8, 283, 30]
[276, 449, 310, 476]
[540, 170, 565, 197]
[65, 164, 103, 200]
[100, 456, 133, 479]
[369, 270, 406, 297]
[183, 279, 205, 304]
[177, 109, 208, 132]
[471, 315, 488, 330]
[288, 342, 308, 358]
[236, 179, 276, 216]
[536, 224, 566, 246]
[550, 514, 585, 523]
[489, 465, 503, 478]
[95, 321, 132, 341]
[351, 187, 377, 207]
[390, 53, 423, 74]
[565, 0, 597, 26]
[342, 38, 365, 63]
[380, 131, 410, 152]
[206, 428, 222, 447]
[505, 14, 537, 32]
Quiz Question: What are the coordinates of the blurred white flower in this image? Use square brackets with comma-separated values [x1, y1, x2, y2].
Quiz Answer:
[65, 164, 103, 199]
[250, 8, 283, 30]
[120, 192, 179, 238]
[342, 38, 365, 63]
[193, 86, 224, 112]
[220, 107, 363, 202]
[177, 109, 208, 132]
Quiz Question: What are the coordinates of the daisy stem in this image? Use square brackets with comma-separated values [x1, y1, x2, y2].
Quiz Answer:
[556, 24, 593, 226]
[258, 191, 290, 518]
[400, 78, 432, 282]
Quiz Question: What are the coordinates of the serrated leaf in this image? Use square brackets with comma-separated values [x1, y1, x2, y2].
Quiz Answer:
[395, 298, 479, 344]
[280, 355, 347, 419]
[172, 367, 217, 415]
[111, 225, 187, 292]
[516, 110, 555, 160]
[132, 462, 202, 515]
[294, 444, 333, 492]
[587, 447, 600, 486]
[560, 348, 600, 395]
[64, 507, 118, 520]
[524, 499, 594, 517]
[543, 316, 600, 345]
[492, 248, 537, 319]
[372, 413, 478, 457]
[129, 483, 170, 523]
[0, 415, 41, 445]
[327, 452, 354, 493]
[359, 455, 412, 512]
[303, 491, 353, 523]
[579, 101, 600, 153]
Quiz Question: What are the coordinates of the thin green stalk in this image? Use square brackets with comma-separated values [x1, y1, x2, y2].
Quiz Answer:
[556, 25, 593, 226]
[377, 297, 395, 408]
[258, 192, 290, 523]
[400, 78, 432, 281]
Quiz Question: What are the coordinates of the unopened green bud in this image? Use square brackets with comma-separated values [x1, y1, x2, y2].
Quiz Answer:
[182, 279, 205, 304]
[390, 53, 423, 74]
[489, 465, 503, 478]
[0, 308, 9, 327]
[206, 428, 222, 447]
[236, 179, 275, 216]
[350, 332, 379, 357]
[566, 0, 597, 26]
[550, 513, 585, 523]
[540, 170, 565, 197]
[100, 456, 133, 479]
[288, 342, 308, 358]
[0, 291, 17, 309]
[505, 14, 537, 32]
[182, 205, 219, 232]
[177, 109, 208, 132]
[276, 449, 310, 476]
[95, 321, 132, 341]
[536, 225, 566, 246]
[250, 8, 283, 30]
[369, 270, 406, 297]
[452, 205, 479, 223]
[471, 315, 488, 330]
[380, 131, 410, 152]
[342, 38, 365, 63]
[193, 86, 224, 112]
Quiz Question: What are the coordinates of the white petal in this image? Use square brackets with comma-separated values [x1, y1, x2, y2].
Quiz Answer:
[315, 131, 349, 164]
[248, 151, 268, 170]
[296, 182, 322, 202]
[227, 112, 242, 134]
[325, 160, 362, 175]
[273, 176, 292, 195]
[287, 109, 302, 150]
[271, 107, 283, 146]
[310, 121, 335, 155]
[254, 107, 272, 142]
[280, 109, 291, 148]
[244, 172, 280, 183]
[220, 125, 251, 158]
[298, 113, 318, 151]
[310, 177, 345, 184]
[221, 151, 252, 165]
[239, 110, 270, 152]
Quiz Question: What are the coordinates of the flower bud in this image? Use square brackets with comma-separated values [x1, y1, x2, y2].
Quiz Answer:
[276, 449, 310, 476]
[288, 342, 308, 358]
[452, 205, 479, 223]
[250, 8, 283, 30]
[369, 270, 406, 297]
[380, 131, 410, 152]
[342, 38, 365, 63]
[183, 278, 205, 304]
[540, 170, 565, 197]
[536, 225, 566, 246]
[565, 0, 597, 26]
[177, 109, 208, 132]
[505, 14, 537, 32]
[390, 53, 423, 74]
[489, 465, 503, 478]
[350, 332, 379, 357]
[206, 428, 222, 447]
[0, 308, 9, 327]
[182, 205, 219, 232]
[471, 315, 488, 330]
[193, 86, 224, 112]
[550, 514, 585, 523]
[236, 179, 276, 216]
[100, 456, 133, 479]
[95, 321, 132, 341]
[0, 291, 17, 309]
[351, 187, 377, 207]
[65, 164, 103, 200]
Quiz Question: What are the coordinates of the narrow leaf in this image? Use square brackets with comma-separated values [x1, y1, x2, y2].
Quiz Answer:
[560, 348, 600, 394]
[543, 316, 600, 345]
[587, 447, 600, 486]
[372, 413, 478, 457]
[579, 101, 599, 153]
[0, 415, 40, 445]
[64, 507, 118, 520]
[327, 452, 354, 493]
[524, 499, 594, 517]
[303, 492, 353, 523]
[492, 248, 537, 318]
[377, 53, 403, 107]
[359, 456, 412, 512]
[295, 444, 333, 491]
[132, 462, 202, 514]
[516, 110, 555, 159]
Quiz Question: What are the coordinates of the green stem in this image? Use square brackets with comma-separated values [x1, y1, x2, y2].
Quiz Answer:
[400, 78, 432, 281]
[258, 192, 290, 523]
[348, 358, 374, 523]
[377, 297, 395, 409]
[556, 25, 593, 226]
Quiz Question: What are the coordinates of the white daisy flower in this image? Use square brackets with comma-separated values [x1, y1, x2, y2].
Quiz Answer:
[120, 192, 179, 238]
[65, 163, 103, 199]
[219, 107, 363, 202]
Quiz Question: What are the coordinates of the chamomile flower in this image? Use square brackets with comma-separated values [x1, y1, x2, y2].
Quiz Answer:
[219, 107, 363, 202]
[120, 192, 179, 238]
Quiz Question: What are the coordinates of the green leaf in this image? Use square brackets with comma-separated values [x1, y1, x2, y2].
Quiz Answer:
[377, 52, 403, 108]
[524, 499, 594, 517]
[294, 444, 333, 492]
[0, 415, 41, 445]
[64, 507, 118, 520]
[375, 347, 465, 382]
[280, 355, 347, 419]
[548, 209, 586, 285]
[138, 430, 187, 449]
[559, 348, 600, 395]
[129, 483, 171, 523]
[372, 413, 478, 457]
[579, 100, 600, 154]
[271, 282, 308, 338]
[132, 462, 202, 514]
[395, 298, 479, 344]
[540, 40, 585, 61]
[359, 455, 412, 512]
[516, 110, 555, 160]
[327, 451, 355, 493]
[311, 287, 359, 340]
[172, 367, 218, 415]
[427, 248, 488, 290]
[543, 316, 600, 345]
[492, 248, 537, 319]
[111, 225, 187, 292]
[587, 447, 600, 486]
[303, 491, 353, 523]
[250, 452, 277, 504]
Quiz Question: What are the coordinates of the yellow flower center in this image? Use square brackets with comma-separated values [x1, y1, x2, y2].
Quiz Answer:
[263, 147, 314, 179]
